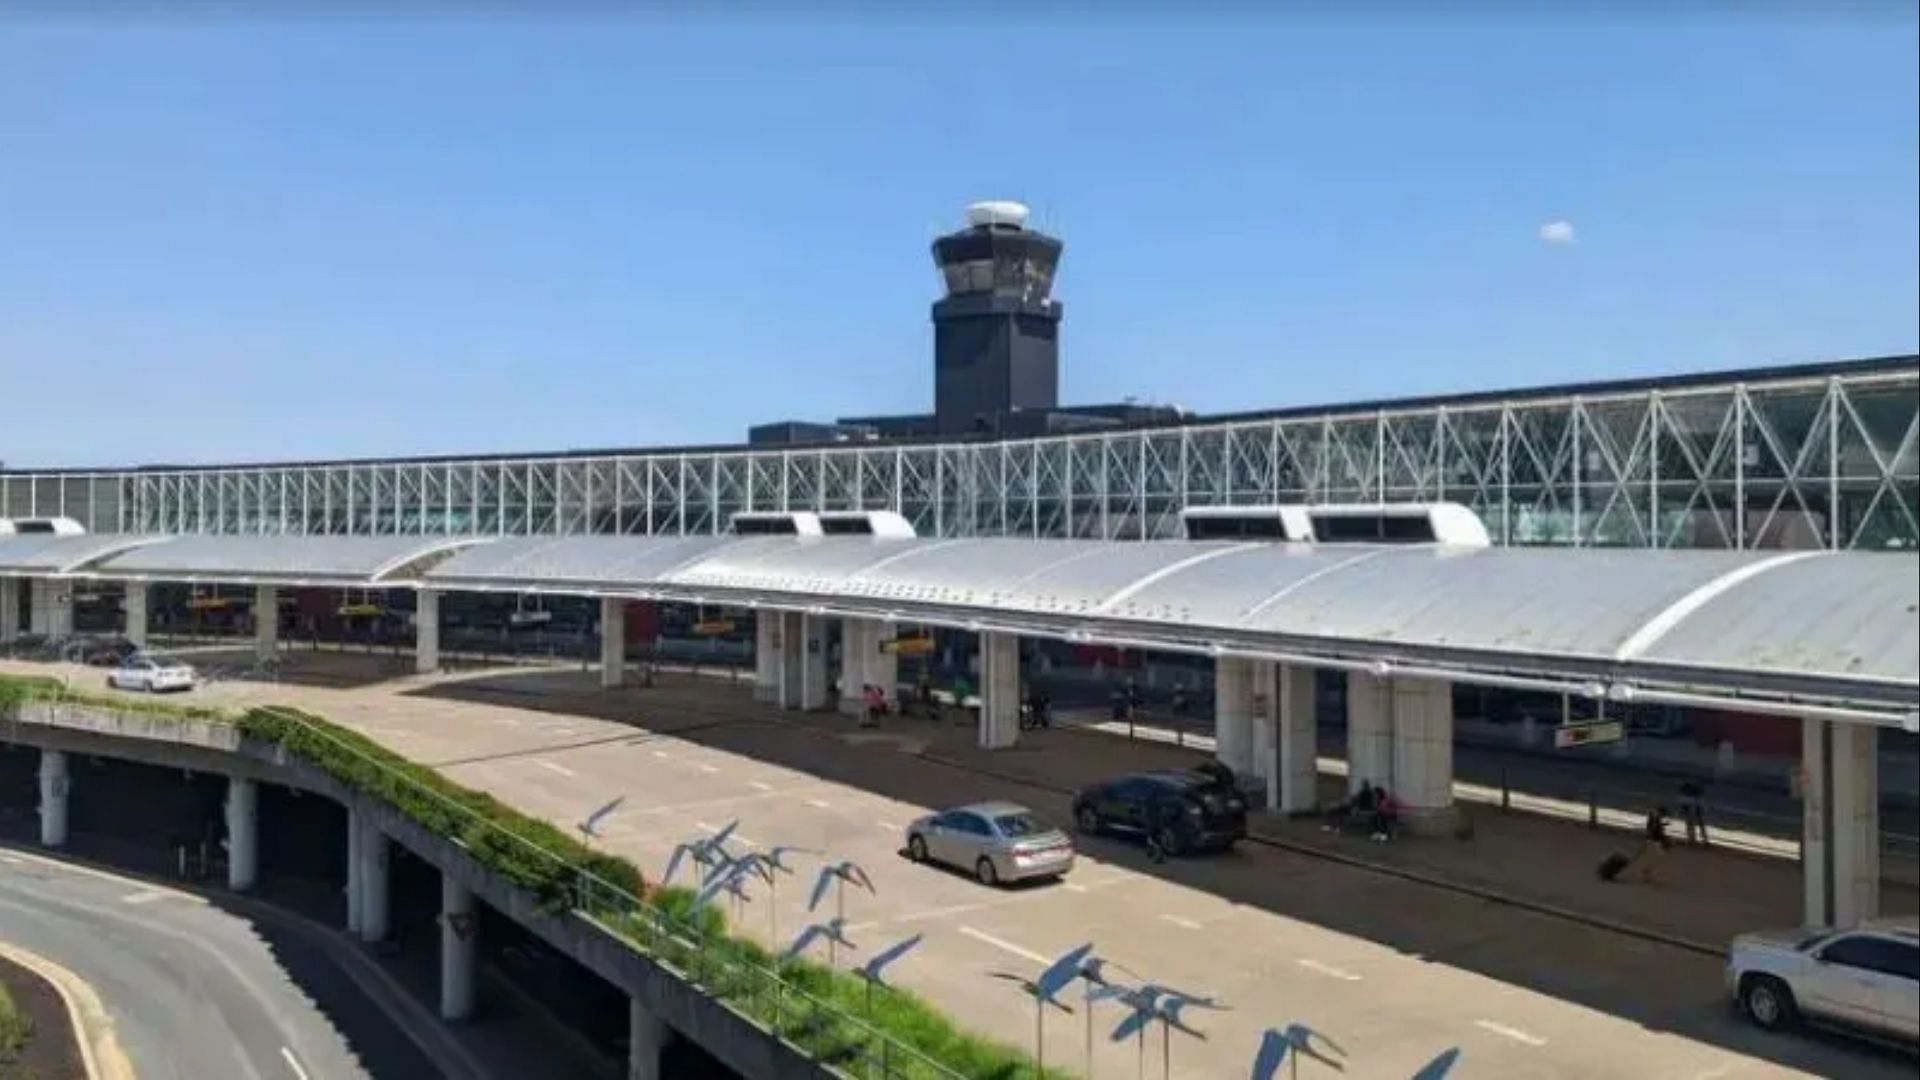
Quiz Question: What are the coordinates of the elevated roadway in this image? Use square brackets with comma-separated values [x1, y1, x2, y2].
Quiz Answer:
[7, 654, 1910, 1080]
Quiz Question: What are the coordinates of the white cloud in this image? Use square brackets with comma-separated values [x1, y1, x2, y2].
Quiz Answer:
[1538, 220, 1577, 245]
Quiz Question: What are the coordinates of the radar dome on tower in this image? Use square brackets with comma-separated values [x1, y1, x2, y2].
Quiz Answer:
[965, 200, 1031, 230]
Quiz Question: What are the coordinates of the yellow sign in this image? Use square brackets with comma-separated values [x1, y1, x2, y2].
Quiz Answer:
[338, 603, 386, 617]
[187, 597, 233, 611]
[882, 634, 936, 656]
[692, 619, 735, 636]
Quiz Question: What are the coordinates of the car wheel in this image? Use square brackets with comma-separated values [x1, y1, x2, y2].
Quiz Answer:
[1153, 825, 1185, 858]
[1075, 805, 1102, 835]
[1741, 975, 1797, 1031]
[975, 857, 999, 887]
[908, 835, 929, 863]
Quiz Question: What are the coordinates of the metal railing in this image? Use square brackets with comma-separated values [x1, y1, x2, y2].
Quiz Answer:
[9, 684, 976, 1080]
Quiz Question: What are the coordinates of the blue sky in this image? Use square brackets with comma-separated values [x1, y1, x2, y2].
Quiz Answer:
[1, 9, 1915, 468]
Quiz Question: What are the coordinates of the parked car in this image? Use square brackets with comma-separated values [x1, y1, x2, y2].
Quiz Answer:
[73, 635, 142, 668]
[1072, 764, 1248, 857]
[1728, 918, 1918, 1044]
[107, 654, 198, 693]
[905, 801, 1074, 886]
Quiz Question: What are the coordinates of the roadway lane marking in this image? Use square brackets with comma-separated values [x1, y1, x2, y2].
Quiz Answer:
[876, 820, 900, 831]
[1475, 1020, 1547, 1047]
[535, 761, 576, 777]
[1158, 914, 1203, 931]
[1061, 883, 1087, 893]
[121, 889, 169, 905]
[697, 764, 719, 775]
[0, 854, 19, 864]
[958, 926, 1050, 966]
[806, 799, 831, 810]
[280, 1046, 312, 1080]
[1295, 959, 1361, 981]
[651, 750, 670, 759]
[748, 781, 774, 792]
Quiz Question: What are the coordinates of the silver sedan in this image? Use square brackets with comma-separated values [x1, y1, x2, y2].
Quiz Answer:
[906, 801, 1074, 887]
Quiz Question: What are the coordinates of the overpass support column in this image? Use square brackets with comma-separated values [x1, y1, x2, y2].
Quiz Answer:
[1274, 664, 1319, 814]
[978, 631, 1020, 750]
[415, 589, 441, 674]
[1802, 718, 1879, 927]
[1213, 657, 1256, 777]
[798, 614, 829, 711]
[1391, 677, 1456, 835]
[0, 577, 19, 643]
[225, 776, 258, 891]
[1345, 672, 1393, 796]
[359, 818, 391, 943]
[599, 597, 626, 688]
[837, 619, 868, 717]
[753, 612, 781, 704]
[866, 622, 898, 704]
[37, 748, 69, 848]
[255, 585, 279, 661]
[346, 808, 364, 934]
[628, 998, 665, 1080]
[124, 581, 149, 648]
[440, 875, 477, 1020]
[28, 578, 73, 639]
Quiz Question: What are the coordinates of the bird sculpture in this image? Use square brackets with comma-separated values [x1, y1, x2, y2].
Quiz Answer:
[806, 859, 877, 914]
[1410, 1047, 1461, 1080]
[990, 942, 1093, 1075]
[661, 820, 740, 886]
[576, 795, 625, 839]
[783, 917, 857, 964]
[1251, 1022, 1348, 1079]
[854, 933, 923, 987]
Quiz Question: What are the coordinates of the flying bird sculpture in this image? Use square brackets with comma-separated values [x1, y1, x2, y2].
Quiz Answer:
[783, 917, 857, 964]
[576, 795, 625, 839]
[1410, 1047, 1461, 1080]
[990, 942, 1093, 1075]
[854, 933, 923, 987]
[661, 820, 741, 886]
[1251, 1023, 1348, 1079]
[807, 859, 877, 913]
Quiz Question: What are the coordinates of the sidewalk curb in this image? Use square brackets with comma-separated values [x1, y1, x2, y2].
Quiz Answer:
[0, 940, 133, 1080]
[910, 746, 1727, 960]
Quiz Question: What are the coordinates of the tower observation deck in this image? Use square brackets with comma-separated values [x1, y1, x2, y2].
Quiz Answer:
[930, 201, 1065, 435]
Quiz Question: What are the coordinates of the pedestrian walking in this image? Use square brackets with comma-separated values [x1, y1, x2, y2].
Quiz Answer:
[1621, 805, 1672, 884]
[1678, 779, 1709, 846]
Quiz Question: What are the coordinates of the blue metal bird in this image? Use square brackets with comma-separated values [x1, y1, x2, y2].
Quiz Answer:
[576, 795, 625, 839]
[783, 917, 857, 963]
[806, 859, 876, 915]
[1410, 1047, 1461, 1080]
[1252, 1023, 1348, 1078]
[854, 933, 923, 986]
[662, 820, 740, 886]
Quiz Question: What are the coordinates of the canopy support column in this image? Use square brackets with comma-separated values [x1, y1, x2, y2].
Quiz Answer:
[599, 597, 625, 688]
[1274, 664, 1319, 814]
[28, 578, 72, 640]
[753, 611, 781, 704]
[1802, 718, 1879, 927]
[0, 578, 18, 644]
[254, 584, 278, 661]
[415, 588, 440, 674]
[124, 581, 149, 648]
[1213, 657, 1256, 777]
[978, 631, 1020, 750]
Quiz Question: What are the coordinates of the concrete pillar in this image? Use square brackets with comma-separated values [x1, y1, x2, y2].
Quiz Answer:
[440, 875, 477, 1020]
[28, 578, 73, 639]
[360, 819, 391, 943]
[254, 585, 278, 661]
[978, 631, 1020, 750]
[1390, 677, 1456, 835]
[628, 997, 665, 1080]
[777, 611, 804, 709]
[1213, 657, 1257, 777]
[37, 748, 68, 848]
[865, 622, 898, 702]
[0, 577, 19, 643]
[1345, 672, 1393, 796]
[123, 581, 149, 648]
[1275, 664, 1319, 814]
[225, 776, 258, 891]
[1803, 718, 1880, 927]
[346, 807, 364, 935]
[599, 597, 626, 689]
[415, 589, 440, 674]
[753, 611, 781, 704]
[798, 614, 829, 711]
[838, 619, 867, 717]
[1249, 660, 1275, 785]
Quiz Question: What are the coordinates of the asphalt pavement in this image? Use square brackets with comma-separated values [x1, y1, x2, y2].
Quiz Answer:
[0, 844, 439, 1080]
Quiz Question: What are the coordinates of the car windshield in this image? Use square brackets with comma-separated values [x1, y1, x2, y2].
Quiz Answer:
[994, 813, 1046, 838]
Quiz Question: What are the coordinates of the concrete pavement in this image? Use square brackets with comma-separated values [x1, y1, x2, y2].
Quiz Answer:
[8, 653, 1913, 1079]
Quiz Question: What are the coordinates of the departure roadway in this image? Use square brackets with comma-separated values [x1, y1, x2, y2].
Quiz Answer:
[0, 844, 438, 1080]
[5, 652, 1914, 1080]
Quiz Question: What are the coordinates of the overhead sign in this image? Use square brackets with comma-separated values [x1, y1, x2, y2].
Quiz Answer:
[881, 634, 936, 656]
[1554, 720, 1625, 749]
[338, 602, 385, 617]
[691, 619, 735, 636]
[187, 597, 234, 611]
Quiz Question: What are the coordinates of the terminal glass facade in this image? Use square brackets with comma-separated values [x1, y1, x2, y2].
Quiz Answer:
[7, 362, 1916, 550]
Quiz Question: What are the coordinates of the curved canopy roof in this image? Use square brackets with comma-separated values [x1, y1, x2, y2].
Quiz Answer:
[9, 531, 1912, 712]
[423, 535, 1920, 708]
[87, 535, 481, 586]
[0, 533, 169, 575]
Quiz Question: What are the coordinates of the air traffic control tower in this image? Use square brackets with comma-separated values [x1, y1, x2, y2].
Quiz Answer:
[930, 200, 1063, 435]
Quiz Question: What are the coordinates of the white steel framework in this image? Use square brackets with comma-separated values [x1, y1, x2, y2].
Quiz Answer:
[7, 363, 1916, 550]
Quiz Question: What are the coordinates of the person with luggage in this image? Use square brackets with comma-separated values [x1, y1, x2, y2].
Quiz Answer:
[1603, 806, 1672, 884]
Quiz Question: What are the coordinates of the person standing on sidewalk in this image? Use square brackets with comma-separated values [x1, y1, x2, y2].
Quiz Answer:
[1678, 779, 1710, 846]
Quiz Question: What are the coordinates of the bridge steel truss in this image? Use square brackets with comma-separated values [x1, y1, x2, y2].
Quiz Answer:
[7, 365, 1916, 550]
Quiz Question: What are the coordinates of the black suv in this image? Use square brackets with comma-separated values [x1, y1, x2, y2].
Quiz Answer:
[1071, 764, 1248, 857]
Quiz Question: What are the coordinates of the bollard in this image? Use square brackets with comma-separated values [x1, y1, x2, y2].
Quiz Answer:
[1588, 789, 1599, 830]
[1501, 766, 1510, 811]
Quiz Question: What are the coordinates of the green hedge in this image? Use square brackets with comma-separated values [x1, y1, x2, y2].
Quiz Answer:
[0, 675, 1063, 1079]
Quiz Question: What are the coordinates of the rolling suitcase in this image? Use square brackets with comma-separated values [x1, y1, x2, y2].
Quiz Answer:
[1596, 852, 1630, 881]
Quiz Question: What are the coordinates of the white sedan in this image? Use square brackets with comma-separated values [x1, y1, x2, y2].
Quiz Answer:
[1728, 918, 1919, 1044]
[107, 655, 198, 693]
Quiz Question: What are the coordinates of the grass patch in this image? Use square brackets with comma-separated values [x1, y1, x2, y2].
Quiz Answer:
[0, 674, 1064, 1078]
[0, 976, 31, 1073]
